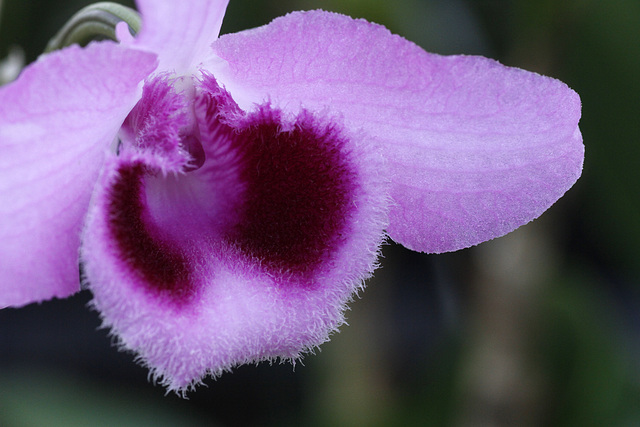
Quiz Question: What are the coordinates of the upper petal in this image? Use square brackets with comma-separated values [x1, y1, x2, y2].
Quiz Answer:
[134, 0, 229, 74]
[0, 43, 157, 308]
[209, 10, 584, 253]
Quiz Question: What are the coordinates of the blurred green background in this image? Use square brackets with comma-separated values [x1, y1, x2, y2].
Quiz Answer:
[1, 0, 639, 426]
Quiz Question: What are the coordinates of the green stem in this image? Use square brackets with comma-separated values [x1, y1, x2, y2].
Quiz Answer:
[44, 2, 141, 53]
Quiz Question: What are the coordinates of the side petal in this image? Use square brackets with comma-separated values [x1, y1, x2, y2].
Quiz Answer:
[134, 0, 229, 73]
[82, 76, 388, 390]
[210, 10, 584, 253]
[0, 43, 157, 308]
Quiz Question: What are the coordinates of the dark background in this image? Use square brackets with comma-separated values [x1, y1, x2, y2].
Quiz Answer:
[1, 0, 639, 425]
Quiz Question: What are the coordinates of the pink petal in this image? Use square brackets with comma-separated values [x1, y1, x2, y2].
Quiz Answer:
[0, 43, 157, 308]
[210, 10, 584, 253]
[82, 76, 388, 390]
[134, 0, 229, 73]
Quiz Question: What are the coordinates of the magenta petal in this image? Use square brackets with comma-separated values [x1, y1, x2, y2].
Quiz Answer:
[82, 77, 388, 390]
[211, 10, 584, 252]
[0, 43, 157, 308]
[134, 0, 229, 73]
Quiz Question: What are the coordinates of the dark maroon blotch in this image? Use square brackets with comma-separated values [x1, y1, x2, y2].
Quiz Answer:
[230, 111, 356, 277]
[107, 163, 194, 303]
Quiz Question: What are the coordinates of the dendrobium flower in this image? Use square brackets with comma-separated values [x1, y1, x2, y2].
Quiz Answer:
[0, 0, 583, 391]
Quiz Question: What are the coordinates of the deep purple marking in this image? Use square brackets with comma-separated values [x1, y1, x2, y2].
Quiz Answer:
[107, 163, 194, 303]
[230, 111, 356, 276]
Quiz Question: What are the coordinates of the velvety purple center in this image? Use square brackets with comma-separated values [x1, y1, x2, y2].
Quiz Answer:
[227, 111, 356, 277]
[107, 163, 194, 303]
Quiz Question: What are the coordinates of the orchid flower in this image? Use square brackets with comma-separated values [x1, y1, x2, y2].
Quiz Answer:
[0, 0, 583, 391]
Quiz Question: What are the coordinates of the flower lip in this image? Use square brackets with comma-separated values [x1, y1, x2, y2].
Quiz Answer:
[98, 74, 365, 307]
[82, 71, 389, 388]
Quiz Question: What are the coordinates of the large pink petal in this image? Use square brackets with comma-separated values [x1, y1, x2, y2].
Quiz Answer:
[134, 0, 229, 73]
[210, 10, 584, 253]
[0, 43, 157, 308]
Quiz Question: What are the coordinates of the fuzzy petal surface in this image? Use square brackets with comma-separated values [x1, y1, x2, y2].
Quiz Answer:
[82, 76, 388, 390]
[0, 43, 157, 308]
[210, 10, 584, 253]
[134, 0, 229, 73]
